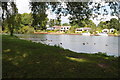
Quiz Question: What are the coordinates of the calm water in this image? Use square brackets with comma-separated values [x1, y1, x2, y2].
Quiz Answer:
[16, 34, 120, 57]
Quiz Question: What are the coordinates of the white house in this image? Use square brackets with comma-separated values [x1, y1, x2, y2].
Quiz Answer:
[110, 28, 115, 33]
[75, 27, 91, 33]
[60, 26, 71, 32]
[46, 27, 54, 30]
[102, 29, 109, 33]
[102, 28, 116, 33]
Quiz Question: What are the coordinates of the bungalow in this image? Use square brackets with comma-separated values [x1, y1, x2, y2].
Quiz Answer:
[102, 29, 109, 33]
[60, 26, 71, 32]
[52, 26, 61, 30]
[52, 26, 71, 32]
[75, 27, 91, 33]
[110, 28, 115, 33]
[102, 28, 116, 33]
[46, 27, 54, 30]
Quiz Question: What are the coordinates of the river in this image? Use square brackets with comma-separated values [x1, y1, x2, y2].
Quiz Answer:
[16, 34, 120, 57]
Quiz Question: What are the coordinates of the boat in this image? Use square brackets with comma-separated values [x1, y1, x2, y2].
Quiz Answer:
[81, 32, 91, 36]
[97, 33, 108, 36]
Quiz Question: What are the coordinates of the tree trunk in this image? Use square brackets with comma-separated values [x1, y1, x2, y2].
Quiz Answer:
[10, 29, 13, 36]
[9, 25, 14, 36]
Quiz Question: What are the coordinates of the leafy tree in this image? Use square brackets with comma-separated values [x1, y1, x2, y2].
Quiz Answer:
[30, 2, 92, 30]
[97, 21, 107, 29]
[97, 18, 119, 31]
[62, 23, 70, 26]
[30, 2, 49, 30]
[109, 18, 119, 30]
[21, 13, 33, 26]
[49, 19, 54, 27]
[1, 2, 19, 36]
[48, 19, 61, 27]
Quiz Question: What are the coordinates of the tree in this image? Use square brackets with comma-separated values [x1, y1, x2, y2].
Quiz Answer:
[30, 2, 49, 30]
[21, 13, 33, 26]
[30, 2, 92, 30]
[1, 2, 19, 36]
[62, 23, 70, 26]
[97, 18, 119, 31]
[49, 19, 54, 27]
[109, 18, 119, 30]
[97, 21, 108, 29]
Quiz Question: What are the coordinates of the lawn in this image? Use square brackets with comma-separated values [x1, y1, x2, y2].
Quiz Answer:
[2, 35, 119, 78]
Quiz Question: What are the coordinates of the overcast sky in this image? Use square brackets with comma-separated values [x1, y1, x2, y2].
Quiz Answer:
[15, 0, 118, 25]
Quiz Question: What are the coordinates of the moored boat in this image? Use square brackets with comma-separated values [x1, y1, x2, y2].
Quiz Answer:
[82, 32, 91, 36]
[97, 33, 108, 36]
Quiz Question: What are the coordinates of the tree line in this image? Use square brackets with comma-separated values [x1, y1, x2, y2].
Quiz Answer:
[0, 1, 119, 36]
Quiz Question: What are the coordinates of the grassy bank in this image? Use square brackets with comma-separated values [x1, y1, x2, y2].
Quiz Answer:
[2, 35, 119, 78]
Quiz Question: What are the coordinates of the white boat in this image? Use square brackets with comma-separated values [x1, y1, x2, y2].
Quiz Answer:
[82, 32, 91, 36]
[97, 33, 108, 36]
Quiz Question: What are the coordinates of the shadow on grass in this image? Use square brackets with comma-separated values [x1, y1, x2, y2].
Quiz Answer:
[2, 35, 119, 78]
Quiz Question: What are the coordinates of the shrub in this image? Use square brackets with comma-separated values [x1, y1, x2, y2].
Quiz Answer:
[94, 52, 108, 57]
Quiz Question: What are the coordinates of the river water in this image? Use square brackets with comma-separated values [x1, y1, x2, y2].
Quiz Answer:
[16, 34, 120, 57]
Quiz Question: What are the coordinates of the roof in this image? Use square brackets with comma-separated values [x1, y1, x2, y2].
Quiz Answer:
[110, 28, 115, 30]
[52, 26, 61, 29]
[52, 26, 71, 29]
[61, 26, 71, 28]
[76, 27, 91, 30]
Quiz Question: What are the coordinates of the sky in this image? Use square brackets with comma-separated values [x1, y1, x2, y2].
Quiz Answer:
[15, 0, 118, 25]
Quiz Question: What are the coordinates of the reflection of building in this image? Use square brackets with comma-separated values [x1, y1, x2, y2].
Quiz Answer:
[75, 27, 91, 33]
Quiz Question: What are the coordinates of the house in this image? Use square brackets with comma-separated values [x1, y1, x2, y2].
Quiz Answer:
[102, 29, 109, 33]
[52, 26, 61, 30]
[52, 26, 71, 32]
[110, 28, 115, 33]
[60, 26, 71, 32]
[46, 27, 54, 30]
[75, 27, 91, 33]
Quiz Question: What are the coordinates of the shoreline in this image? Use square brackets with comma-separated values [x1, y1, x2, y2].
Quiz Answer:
[34, 32, 120, 36]
[2, 35, 119, 78]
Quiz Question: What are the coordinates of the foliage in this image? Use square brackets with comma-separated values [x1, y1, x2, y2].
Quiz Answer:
[62, 23, 70, 26]
[17, 26, 34, 34]
[1, 2, 19, 36]
[97, 18, 119, 31]
[109, 18, 119, 31]
[48, 19, 61, 27]
[30, 2, 49, 30]
[21, 13, 33, 26]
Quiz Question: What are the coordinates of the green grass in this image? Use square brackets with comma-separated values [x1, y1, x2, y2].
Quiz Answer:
[2, 35, 119, 78]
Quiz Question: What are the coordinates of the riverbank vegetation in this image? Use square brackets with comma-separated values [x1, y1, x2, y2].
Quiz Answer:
[1, 2, 120, 36]
[2, 35, 119, 78]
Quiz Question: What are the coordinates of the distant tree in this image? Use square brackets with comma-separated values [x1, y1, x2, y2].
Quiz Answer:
[109, 18, 119, 30]
[62, 23, 70, 26]
[97, 18, 119, 31]
[49, 19, 55, 27]
[21, 13, 33, 26]
[98, 21, 104, 29]
[48, 19, 61, 27]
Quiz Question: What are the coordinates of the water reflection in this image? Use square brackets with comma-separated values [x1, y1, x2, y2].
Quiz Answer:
[16, 34, 119, 57]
